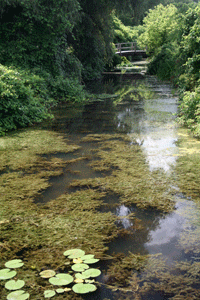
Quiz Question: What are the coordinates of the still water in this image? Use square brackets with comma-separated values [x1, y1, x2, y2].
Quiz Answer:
[41, 74, 200, 299]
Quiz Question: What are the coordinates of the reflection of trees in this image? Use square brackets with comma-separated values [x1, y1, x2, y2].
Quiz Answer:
[42, 78, 155, 135]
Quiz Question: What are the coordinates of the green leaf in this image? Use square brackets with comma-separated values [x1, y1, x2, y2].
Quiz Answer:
[49, 273, 73, 286]
[0, 269, 17, 280]
[71, 263, 89, 272]
[81, 254, 94, 260]
[39, 270, 56, 279]
[72, 283, 97, 294]
[44, 290, 56, 298]
[5, 260, 24, 269]
[56, 288, 65, 293]
[7, 290, 30, 300]
[63, 249, 85, 259]
[5, 280, 25, 290]
[82, 268, 101, 278]
[83, 259, 99, 264]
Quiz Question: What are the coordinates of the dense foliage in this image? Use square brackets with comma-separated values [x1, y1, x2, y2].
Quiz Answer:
[138, 1, 200, 137]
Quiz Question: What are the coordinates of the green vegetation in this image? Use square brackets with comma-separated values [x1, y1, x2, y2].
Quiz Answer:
[138, 2, 200, 137]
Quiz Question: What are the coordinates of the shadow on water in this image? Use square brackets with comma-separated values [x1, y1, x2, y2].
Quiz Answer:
[37, 74, 200, 299]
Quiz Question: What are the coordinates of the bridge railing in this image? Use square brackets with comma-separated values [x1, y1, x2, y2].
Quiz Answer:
[115, 42, 137, 54]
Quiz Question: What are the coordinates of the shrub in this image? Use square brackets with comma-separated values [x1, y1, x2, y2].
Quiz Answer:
[177, 86, 200, 137]
[0, 64, 53, 135]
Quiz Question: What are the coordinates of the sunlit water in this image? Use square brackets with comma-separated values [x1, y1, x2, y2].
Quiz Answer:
[40, 74, 200, 299]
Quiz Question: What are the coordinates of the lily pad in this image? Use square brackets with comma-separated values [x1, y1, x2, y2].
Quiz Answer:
[82, 268, 101, 278]
[75, 273, 86, 280]
[7, 290, 30, 300]
[72, 283, 97, 294]
[39, 270, 56, 279]
[0, 269, 17, 280]
[81, 255, 94, 260]
[74, 278, 84, 283]
[5, 259, 24, 269]
[83, 258, 99, 264]
[44, 290, 56, 298]
[5, 280, 25, 290]
[64, 287, 71, 292]
[71, 263, 89, 272]
[63, 249, 85, 259]
[56, 288, 65, 294]
[49, 273, 73, 286]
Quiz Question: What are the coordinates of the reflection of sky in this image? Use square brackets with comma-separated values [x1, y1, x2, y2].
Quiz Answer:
[116, 205, 133, 229]
[117, 82, 179, 172]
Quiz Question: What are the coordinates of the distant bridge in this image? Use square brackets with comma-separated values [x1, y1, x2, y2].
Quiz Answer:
[115, 42, 147, 58]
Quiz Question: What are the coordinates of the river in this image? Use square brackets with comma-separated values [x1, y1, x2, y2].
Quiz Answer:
[39, 74, 200, 299]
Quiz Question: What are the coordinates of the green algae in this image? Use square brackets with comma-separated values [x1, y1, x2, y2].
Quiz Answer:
[104, 253, 200, 300]
[72, 134, 175, 212]
[0, 129, 119, 300]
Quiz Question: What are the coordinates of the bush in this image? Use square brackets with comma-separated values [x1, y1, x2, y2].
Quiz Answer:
[0, 64, 53, 135]
[148, 43, 179, 80]
[177, 86, 200, 137]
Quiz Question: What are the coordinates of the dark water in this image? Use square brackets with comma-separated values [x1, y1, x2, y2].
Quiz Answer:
[40, 74, 200, 299]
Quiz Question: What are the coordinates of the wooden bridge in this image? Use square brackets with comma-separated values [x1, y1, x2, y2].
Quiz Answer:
[115, 42, 147, 58]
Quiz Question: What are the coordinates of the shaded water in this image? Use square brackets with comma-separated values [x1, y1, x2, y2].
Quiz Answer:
[40, 74, 200, 299]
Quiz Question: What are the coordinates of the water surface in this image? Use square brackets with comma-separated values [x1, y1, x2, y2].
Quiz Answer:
[41, 74, 200, 299]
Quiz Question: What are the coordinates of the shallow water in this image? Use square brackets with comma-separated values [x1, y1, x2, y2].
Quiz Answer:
[41, 74, 200, 299]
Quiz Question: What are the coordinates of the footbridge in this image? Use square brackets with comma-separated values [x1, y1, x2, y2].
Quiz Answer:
[115, 42, 147, 58]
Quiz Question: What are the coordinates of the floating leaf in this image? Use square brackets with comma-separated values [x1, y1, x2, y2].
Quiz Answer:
[73, 258, 82, 264]
[85, 279, 95, 284]
[7, 290, 29, 300]
[0, 269, 17, 280]
[72, 283, 97, 294]
[81, 255, 94, 260]
[64, 287, 71, 292]
[39, 270, 56, 279]
[5, 260, 24, 269]
[56, 288, 64, 294]
[74, 278, 84, 283]
[49, 273, 73, 286]
[82, 268, 101, 278]
[5, 279, 25, 290]
[44, 290, 56, 298]
[83, 259, 99, 264]
[63, 249, 85, 259]
[71, 263, 89, 272]
[75, 273, 86, 280]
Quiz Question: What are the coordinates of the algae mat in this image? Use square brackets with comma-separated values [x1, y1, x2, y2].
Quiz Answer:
[0, 129, 119, 299]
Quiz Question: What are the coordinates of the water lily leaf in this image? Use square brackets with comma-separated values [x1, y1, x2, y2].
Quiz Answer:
[56, 288, 64, 294]
[85, 279, 95, 284]
[5, 260, 24, 269]
[64, 287, 71, 292]
[63, 249, 85, 259]
[82, 268, 101, 278]
[44, 290, 56, 298]
[39, 270, 56, 279]
[71, 263, 89, 272]
[7, 290, 30, 300]
[73, 258, 83, 264]
[49, 273, 73, 286]
[75, 273, 86, 280]
[0, 269, 17, 280]
[5, 279, 25, 290]
[81, 255, 94, 260]
[74, 278, 84, 283]
[72, 283, 97, 294]
[83, 259, 99, 264]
